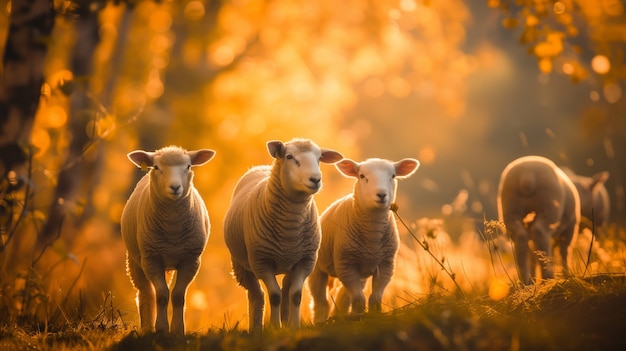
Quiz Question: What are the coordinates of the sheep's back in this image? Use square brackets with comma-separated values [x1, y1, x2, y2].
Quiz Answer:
[498, 157, 579, 229]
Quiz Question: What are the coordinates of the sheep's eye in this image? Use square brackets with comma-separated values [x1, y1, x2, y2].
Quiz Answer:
[286, 154, 293, 160]
[152, 165, 160, 171]
[359, 174, 365, 179]
[187, 164, 191, 171]
[392, 174, 396, 179]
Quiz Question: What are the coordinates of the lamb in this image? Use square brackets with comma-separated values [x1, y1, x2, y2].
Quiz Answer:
[308, 157, 420, 323]
[223, 138, 343, 331]
[496, 155, 580, 285]
[562, 168, 610, 232]
[121, 145, 216, 334]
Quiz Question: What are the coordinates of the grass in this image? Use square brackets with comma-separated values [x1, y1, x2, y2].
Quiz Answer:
[1, 274, 626, 350]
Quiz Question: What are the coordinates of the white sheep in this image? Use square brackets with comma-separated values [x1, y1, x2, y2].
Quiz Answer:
[497, 155, 580, 285]
[121, 145, 216, 334]
[308, 157, 420, 323]
[223, 138, 343, 331]
[562, 168, 610, 232]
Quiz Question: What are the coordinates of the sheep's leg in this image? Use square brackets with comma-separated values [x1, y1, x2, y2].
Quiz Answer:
[532, 222, 554, 281]
[170, 258, 200, 335]
[142, 257, 169, 333]
[338, 271, 366, 315]
[280, 274, 291, 324]
[507, 220, 532, 285]
[258, 272, 282, 328]
[128, 257, 156, 332]
[369, 259, 394, 313]
[283, 262, 310, 328]
[233, 261, 265, 331]
[331, 285, 350, 317]
[557, 224, 575, 278]
[308, 266, 330, 324]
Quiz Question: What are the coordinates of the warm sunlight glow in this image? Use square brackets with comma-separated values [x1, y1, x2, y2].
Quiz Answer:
[418, 146, 436, 164]
[44, 105, 68, 129]
[212, 45, 235, 66]
[149, 9, 172, 33]
[184, 1, 205, 21]
[553, 2, 566, 14]
[603, 82, 622, 103]
[30, 127, 50, 158]
[363, 78, 385, 97]
[189, 290, 209, 311]
[488, 277, 510, 301]
[591, 55, 611, 74]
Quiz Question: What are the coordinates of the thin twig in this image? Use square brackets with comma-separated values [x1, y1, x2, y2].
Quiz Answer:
[390, 203, 465, 297]
[583, 208, 595, 278]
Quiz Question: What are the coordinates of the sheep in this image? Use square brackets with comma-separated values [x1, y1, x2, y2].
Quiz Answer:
[308, 157, 420, 323]
[121, 145, 216, 334]
[496, 155, 580, 285]
[223, 138, 343, 331]
[562, 168, 610, 232]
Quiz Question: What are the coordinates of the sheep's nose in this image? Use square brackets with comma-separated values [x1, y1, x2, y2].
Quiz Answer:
[170, 185, 181, 193]
[377, 193, 387, 201]
[309, 177, 321, 186]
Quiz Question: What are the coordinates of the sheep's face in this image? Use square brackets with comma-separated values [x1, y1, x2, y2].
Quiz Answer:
[337, 158, 420, 210]
[150, 155, 194, 200]
[128, 146, 216, 201]
[267, 139, 343, 196]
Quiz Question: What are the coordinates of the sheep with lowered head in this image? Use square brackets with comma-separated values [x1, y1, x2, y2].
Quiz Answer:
[121, 145, 216, 334]
[224, 138, 343, 331]
[497, 155, 580, 285]
[562, 168, 610, 232]
[308, 157, 419, 323]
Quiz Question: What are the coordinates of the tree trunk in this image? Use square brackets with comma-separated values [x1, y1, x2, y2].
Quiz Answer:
[0, 0, 54, 177]
[39, 3, 101, 246]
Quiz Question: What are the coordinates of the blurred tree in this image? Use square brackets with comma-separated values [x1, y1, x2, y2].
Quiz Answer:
[40, 2, 105, 247]
[0, 0, 54, 247]
[488, 0, 625, 88]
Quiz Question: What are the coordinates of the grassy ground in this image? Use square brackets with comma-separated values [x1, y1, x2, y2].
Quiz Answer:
[2, 274, 625, 351]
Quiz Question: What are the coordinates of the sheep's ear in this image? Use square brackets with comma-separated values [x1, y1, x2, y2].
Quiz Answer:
[189, 149, 216, 166]
[591, 171, 610, 188]
[267, 140, 285, 159]
[336, 159, 359, 178]
[394, 158, 420, 178]
[128, 150, 154, 168]
[320, 149, 344, 164]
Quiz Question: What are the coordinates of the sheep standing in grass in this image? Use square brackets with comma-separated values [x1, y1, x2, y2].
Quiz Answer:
[497, 155, 580, 285]
[121, 146, 216, 334]
[308, 157, 420, 323]
[562, 168, 610, 232]
[224, 138, 343, 331]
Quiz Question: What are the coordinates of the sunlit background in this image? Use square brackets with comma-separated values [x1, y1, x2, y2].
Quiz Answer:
[1, 0, 625, 332]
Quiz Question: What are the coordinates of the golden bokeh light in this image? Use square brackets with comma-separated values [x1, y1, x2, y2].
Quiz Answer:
[30, 127, 51, 158]
[149, 9, 172, 33]
[603, 82, 622, 103]
[43, 105, 68, 129]
[488, 277, 510, 301]
[184, 1, 205, 21]
[591, 54, 611, 74]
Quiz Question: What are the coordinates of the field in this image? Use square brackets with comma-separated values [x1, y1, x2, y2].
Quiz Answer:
[2, 216, 626, 351]
[1, 274, 625, 350]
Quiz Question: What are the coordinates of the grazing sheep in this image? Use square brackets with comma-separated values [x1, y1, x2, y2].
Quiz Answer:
[223, 138, 343, 330]
[562, 168, 610, 232]
[497, 155, 580, 285]
[121, 146, 216, 334]
[309, 157, 420, 323]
